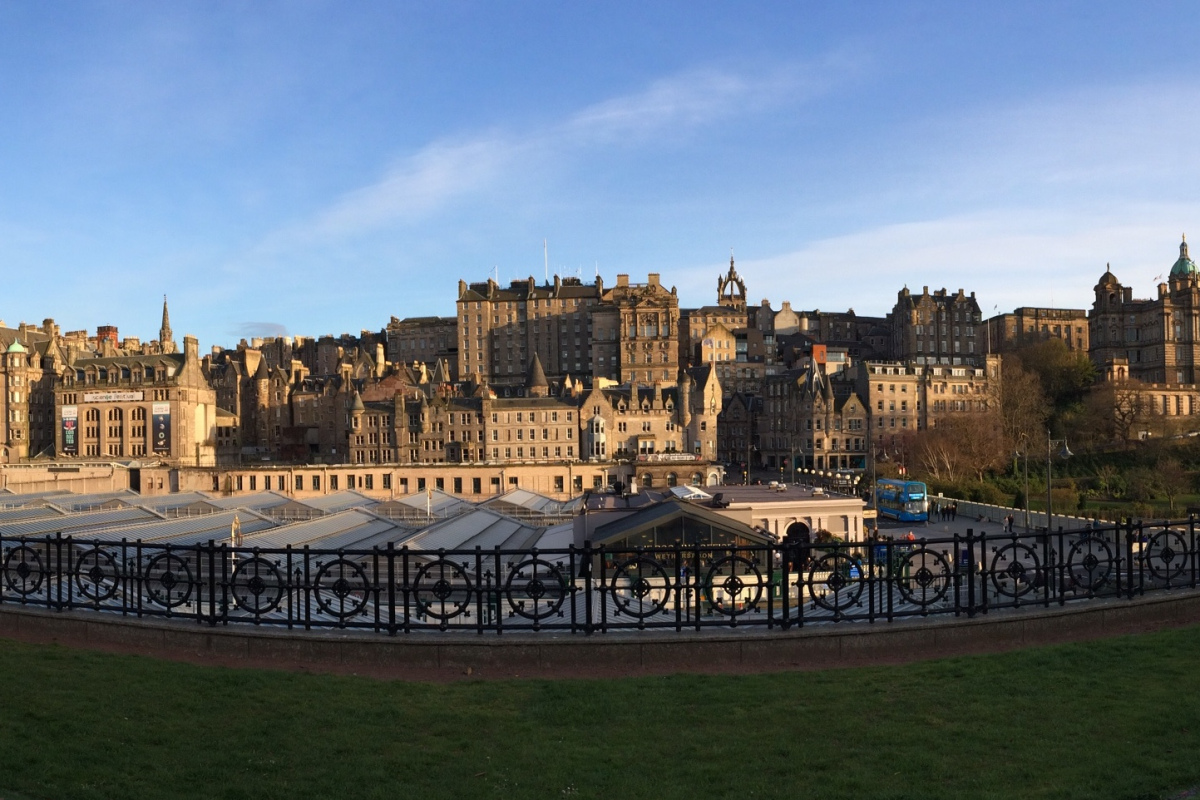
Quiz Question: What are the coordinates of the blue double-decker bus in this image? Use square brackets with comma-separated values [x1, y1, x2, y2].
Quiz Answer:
[875, 479, 929, 522]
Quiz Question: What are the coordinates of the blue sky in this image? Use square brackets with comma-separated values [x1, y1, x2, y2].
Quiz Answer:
[3, 2, 1200, 349]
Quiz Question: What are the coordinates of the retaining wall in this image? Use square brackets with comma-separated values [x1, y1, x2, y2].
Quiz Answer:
[3, 591, 1199, 681]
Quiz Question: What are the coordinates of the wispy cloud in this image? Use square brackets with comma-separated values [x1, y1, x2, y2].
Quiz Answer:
[252, 56, 861, 253]
[306, 136, 515, 239]
[232, 322, 289, 341]
[561, 64, 817, 144]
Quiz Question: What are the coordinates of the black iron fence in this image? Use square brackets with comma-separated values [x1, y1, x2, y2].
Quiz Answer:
[1, 518, 1197, 635]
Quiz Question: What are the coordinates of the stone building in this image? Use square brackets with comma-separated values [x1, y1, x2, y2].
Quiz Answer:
[1089, 236, 1200, 385]
[985, 307, 1089, 354]
[890, 286, 984, 366]
[678, 258, 778, 398]
[580, 364, 722, 489]
[455, 271, 681, 390]
[455, 274, 603, 387]
[386, 315, 458, 378]
[743, 353, 1000, 478]
[717, 392, 761, 476]
[785, 309, 892, 363]
[759, 364, 869, 473]
[591, 273, 681, 385]
[54, 335, 217, 466]
[0, 320, 66, 463]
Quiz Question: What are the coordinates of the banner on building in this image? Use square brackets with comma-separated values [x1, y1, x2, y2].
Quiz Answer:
[152, 402, 171, 454]
[83, 391, 144, 403]
[61, 406, 78, 456]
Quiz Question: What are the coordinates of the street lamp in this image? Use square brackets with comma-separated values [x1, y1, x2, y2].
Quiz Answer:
[1045, 429, 1073, 533]
[1014, 434, 1030, 533]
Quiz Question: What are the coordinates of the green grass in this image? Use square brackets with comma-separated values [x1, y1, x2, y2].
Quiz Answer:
[3, 629, 1200, 800]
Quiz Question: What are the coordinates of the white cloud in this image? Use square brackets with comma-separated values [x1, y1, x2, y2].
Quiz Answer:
[675, 205, 1200, 319]
[307, 135, 516, 238]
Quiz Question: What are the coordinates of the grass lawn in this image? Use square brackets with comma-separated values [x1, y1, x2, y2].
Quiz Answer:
[3, 629, 1200, 800]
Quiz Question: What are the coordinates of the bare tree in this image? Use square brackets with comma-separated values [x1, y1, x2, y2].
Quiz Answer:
[908, 409, 1006, 483]
[998, 355, 1050, 449]
[1157, 458, 1190, 514]
[1083, 379, 1146, 445]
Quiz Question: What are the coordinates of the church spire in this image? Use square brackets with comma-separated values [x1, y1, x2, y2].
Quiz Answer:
[159, 295, 177, 354]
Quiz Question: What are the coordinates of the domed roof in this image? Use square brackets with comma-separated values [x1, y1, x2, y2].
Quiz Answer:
[1170, 234, 1197, 279]
[1095, 263, 1120, 291]
[5, 339, 26, 354]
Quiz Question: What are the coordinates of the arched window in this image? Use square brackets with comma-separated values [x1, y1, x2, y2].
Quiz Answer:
[666, 472, 677, 487]
[641, 472, 653, 488]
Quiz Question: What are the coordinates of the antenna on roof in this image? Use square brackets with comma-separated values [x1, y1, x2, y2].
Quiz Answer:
[544, 239, 549, 283]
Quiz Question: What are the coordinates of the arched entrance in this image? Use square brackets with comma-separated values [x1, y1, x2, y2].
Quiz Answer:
[783, 521, 812, 571]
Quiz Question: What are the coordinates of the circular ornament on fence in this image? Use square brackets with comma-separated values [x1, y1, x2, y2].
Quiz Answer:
[230, 557, 285, 615]
[503, 558, 568, 622]
[312, 558, 370, 619]
[412, 558, 473, 621]
[1066, 536, 1115, 592]
[896, 547, 952, 606]
[806, 551, 864, 613]
[609, 556, 670, 620]
[73, 545, 120, 602]
[988, 542, 1042, 599]
[2, 545, 44, 597]
[702, 555, 764, 618]
[144, 553, 195, 609]
[1145, 529, 1188, 582]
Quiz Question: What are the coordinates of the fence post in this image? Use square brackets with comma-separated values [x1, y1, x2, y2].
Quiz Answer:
[952, 533, 961, 617]
[965, 529, 976, 618]
[1191, 516, 1198, 591]
[978, 529, 989, 615]
[780, 539, 791, 631]
[582, 540, 594, 635]
[1124, 519, 1136, 600]
[54, 532, 64, 611]
[386, 542, 396, 636]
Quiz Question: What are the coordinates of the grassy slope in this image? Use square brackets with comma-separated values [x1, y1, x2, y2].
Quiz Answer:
[2, 629, 1199, 800]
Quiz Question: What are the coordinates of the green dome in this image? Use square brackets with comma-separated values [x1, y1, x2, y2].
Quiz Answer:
[5, 339, 26, 354]
[1170, 235, 1197, 278]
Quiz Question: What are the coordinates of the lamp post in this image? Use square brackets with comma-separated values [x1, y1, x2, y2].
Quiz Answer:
[1015, 435, 1030, 533]
[1045, 429, 1073, 533]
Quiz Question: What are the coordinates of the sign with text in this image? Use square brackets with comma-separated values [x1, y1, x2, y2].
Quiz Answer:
[636, 452, 700, 463]
[61, 405, 78, 456]
[152, 402, 171, 454]
[83, 391, 144, 403]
